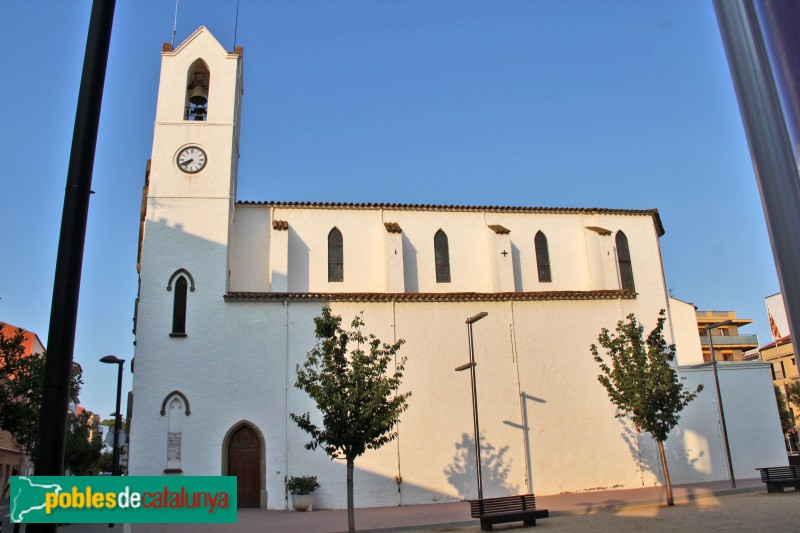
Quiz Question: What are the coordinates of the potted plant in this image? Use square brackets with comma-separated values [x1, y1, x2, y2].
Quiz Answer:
[286, 475, 320, 511]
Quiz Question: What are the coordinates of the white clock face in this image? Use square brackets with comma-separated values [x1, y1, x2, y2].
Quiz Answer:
[176, 146, 207, 174]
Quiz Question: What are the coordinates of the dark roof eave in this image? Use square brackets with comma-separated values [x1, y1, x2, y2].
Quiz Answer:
[224, 289, 637, 303]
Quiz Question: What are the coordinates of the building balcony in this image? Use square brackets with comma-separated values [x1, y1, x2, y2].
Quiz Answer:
[700, 334, 759, 347]
[695, 310, 753, 327]
[696, 310, 737, 320]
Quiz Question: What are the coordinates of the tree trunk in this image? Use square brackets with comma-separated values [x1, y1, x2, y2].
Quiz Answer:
[347, 458, 355, 532]
[657, 439, 674, 506]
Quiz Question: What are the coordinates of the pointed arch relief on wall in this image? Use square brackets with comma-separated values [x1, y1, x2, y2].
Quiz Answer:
[160, 390, 191, 416]
[166, 268, 196, 292]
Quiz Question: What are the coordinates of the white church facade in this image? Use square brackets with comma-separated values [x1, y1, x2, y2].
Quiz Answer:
[129, 27, 787, 509]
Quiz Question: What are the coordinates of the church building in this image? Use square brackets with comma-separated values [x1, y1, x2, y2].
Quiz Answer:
[129, 27, 786, 509]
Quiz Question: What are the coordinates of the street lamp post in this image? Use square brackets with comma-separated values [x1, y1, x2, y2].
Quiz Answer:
[455, 311, 488, 500]
[100, 355, 125, 477]
[706, 320, 735, 488]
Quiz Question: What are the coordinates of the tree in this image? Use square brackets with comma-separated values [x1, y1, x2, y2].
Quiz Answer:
[96, 451, 114, 473]
[590, 310, 703, 506]
[774, 385, 793, 435]
[785, 379, 800, 411]
[291, 305, 411, 533]
[65, 410, 103, 475]
[0, 324, 82, 464]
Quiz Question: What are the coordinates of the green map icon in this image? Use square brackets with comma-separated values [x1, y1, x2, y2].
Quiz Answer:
[8, 476, 237, 523]
[9, 477, 63, 523]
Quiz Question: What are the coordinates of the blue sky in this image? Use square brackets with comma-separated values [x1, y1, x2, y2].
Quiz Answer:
[0, 1, 781, 420]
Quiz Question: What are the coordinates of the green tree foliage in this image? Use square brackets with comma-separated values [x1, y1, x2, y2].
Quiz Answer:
[774, 385, 793, 434]
[0, 323, 82, 463]
[65, 411, 103, 475]
[785, 379, 800, 412]
[96, 451, 114, 474]
[591, 310, 703, 506]
[291, 305, 411, 533]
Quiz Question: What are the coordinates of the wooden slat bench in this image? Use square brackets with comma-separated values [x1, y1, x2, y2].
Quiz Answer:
[757, 466, 800, 492]
[467, 494, 549, 531]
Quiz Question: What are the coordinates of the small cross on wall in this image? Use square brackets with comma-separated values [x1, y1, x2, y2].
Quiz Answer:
[501, 250, 509, 257]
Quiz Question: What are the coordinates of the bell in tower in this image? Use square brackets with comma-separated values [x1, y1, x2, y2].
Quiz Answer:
[185, 61, 210, 121]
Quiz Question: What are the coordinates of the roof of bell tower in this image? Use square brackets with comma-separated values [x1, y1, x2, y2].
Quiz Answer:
[163, 25, 241, 58]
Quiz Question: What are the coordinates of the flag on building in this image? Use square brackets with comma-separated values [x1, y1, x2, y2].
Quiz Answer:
[768, 304, 781, 340]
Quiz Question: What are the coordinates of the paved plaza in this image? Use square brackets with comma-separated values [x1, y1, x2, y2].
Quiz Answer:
[3, 478, 799, 532]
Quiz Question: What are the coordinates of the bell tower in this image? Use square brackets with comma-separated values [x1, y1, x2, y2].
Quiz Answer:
[130, 27, 244, 476]
[148, 26, 243, 201]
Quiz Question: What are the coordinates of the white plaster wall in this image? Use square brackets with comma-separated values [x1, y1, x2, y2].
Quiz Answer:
[229, 206, 269, 292]
[132, 294, 785, 510]
[669, 297, 704, 366]
[655, 363, 787, 484]
[281, 209, 386, 292]
[385, 231, 405, 292]
[231, 206, 668, 298]
[766, 293, 789, 338]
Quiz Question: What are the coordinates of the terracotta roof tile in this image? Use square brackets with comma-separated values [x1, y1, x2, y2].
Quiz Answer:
[272, 220, 289, 231]
[759, 334, 792, 351]
[585, 226, 612, 236]
[224, 290, 636, 303]
[384, 222, 402, 233]
[0, 322, 41, 357]
[488, 224, 510, 234]
[238, 201, 665, 236]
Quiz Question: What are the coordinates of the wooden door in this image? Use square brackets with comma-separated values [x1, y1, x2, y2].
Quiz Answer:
[227, 425, 261, 508]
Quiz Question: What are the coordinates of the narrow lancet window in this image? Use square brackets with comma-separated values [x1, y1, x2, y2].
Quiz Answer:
[328, 228, 343, 282]
[535, 231, 551, 282]
[616, 231, 635, 292]
[172, 276, 188, 335]
[434, 229, 451, 283]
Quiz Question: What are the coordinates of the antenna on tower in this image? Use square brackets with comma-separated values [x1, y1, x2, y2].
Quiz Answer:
[171, 0, 180, 49]
[233, 0, 240, 50]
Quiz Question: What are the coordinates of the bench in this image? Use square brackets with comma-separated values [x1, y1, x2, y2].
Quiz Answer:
[757, 466, 800, 493]
[467, 494, 549, 531]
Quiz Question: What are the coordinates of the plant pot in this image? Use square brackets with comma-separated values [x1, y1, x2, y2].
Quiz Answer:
[290, 493, 315, 512]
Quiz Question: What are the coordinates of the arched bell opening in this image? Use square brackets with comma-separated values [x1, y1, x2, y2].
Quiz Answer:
[185, 59, 210, 121]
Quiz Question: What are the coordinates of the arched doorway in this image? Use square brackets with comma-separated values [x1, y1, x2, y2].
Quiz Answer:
[226, 424, 262, 507]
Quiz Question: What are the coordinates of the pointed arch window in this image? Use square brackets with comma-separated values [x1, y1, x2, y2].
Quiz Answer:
[535, 231, 551, 282]
[167, 269, 195, 337]
[185, 59, 210, 121]
[328, 228, 343, 282]
[616, 231, 635, 292]
[434, 229, 451, 283]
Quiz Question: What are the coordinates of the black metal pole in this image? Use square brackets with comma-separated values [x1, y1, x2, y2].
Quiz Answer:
[467, 322, 483, 500]
[112, 362, 123, 477]
[30, 3, 116, 531]
[707, 327, 736, 488]
[713, 0, 800, 371]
